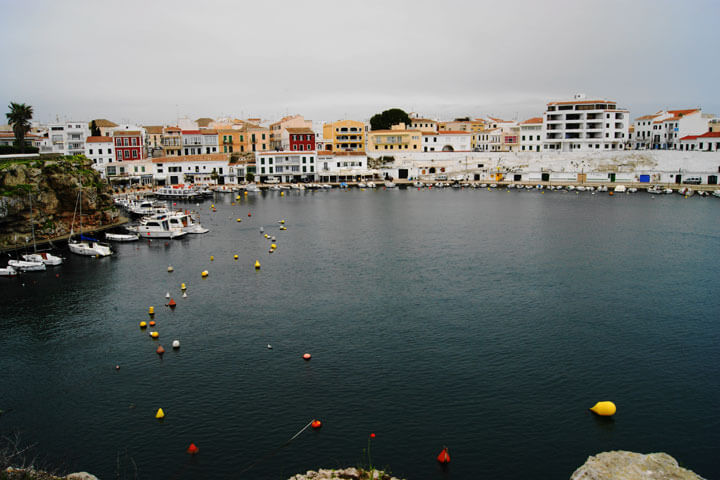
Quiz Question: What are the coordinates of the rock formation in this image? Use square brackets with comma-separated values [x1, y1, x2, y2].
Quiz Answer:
[571, 451, 705, 480]
[288, 467, 404, 480]
[0, 156, 119, 250]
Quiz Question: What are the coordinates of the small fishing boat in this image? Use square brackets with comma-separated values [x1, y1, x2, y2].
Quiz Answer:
[383, 180, 397, 188]
[0, 265, 18, 276]
[105, 232, 140, 242]
[366, 182, 376, 189]
[22, 252, 63, 265]
[358, 182, 367, 188]
[8, 259, 46, 271]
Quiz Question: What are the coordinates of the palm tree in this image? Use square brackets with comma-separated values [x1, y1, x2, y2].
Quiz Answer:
[6, 102, 33, 153]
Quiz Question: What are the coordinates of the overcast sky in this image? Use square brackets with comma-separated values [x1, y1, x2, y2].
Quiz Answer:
[2, 0, 718, 125]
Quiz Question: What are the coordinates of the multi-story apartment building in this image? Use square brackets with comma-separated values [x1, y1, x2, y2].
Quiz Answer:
[474, 129, 503, 152]
[113, 131, 145, 161]
[161, 127, 182, 156]
[144, 126, 164, 157]
[543, 95, 629, 152]
[367, 124, 422, 152]
[421, 132, 473, 152]
[255, 151, 317, 182]
[519, 117, 543, 152]
[631, 109, 711, 150]
[246, 125, 270, 152]
[284, 128, 316, 151]
[153, 153, 231, 185]
[322, 120, 366, 152]
[85, 136, 114, 167]
[218, 129, 243, 154]
[269, 115, 312, 150]
[38, 122, 91, 155]
[201, 130, 219, 154]
[181, 130, 203, 155]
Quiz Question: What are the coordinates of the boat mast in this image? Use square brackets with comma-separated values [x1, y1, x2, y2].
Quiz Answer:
[29, 193, 37, 253]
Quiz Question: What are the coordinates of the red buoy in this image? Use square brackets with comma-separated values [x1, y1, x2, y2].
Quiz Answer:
[370, 433, 375, 438]
[302, 353, 312, 361]
[311, 420, 322, 429]
[248, 213, 252, 217]
[437, 447, 450, 464]
[156, 345, 165, 355]
[186, 443, 199, 455]
[168, 298, 177, 308]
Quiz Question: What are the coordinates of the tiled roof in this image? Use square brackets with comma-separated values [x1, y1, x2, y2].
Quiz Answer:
[92, 119, 118, 127]
[520, 117, 543, 125]
[181, 130, 202, 135]
[201, 130, 218, 135]
[143, 126, 164, 134]
[195, 118, 214, 127]
[698, 131, 720, 138]
[164, 126, 181, 132]
[114, 130, 141, 136]
[635, 114, 659, 121]
[152, 153, 229, 163]
[668, 109, 699, 116]
[286, 128, 315, 134]
[86, 136, 113, 143]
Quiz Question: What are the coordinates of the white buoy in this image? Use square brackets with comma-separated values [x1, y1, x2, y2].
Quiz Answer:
[267, 344, 272, 349]
[165, 292, 170, 298]
[182, 292, 188, 298]
[172, 340, 180, 349]
[260, 227, 264, 233]
[271, 236, 276, 241]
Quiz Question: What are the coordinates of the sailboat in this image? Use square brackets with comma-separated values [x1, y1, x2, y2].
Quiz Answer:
[21, 193, 63, 265]
[68, 190, 113, 257]
[8, 232, 45, 272]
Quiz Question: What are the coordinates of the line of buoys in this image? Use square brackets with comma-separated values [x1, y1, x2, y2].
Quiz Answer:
[149, 320, 156, 327]
[311, 419, 322, 429]
[155, 408, 165, 419]
[589, 401, 616, 416]
[168, 298, 176, 308]
[437, 447, 450, 464]
[302, 353, 311, 361]
[172, 340, 180, 349]
[255, 260, 261, 270]
[186, 443, 199, 455]
[156, 345, 165, 356]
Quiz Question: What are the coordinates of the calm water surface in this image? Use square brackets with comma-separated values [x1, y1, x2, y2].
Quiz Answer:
[1, 188, 719, 479]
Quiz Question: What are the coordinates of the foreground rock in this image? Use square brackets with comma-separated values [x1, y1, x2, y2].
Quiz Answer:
[288, 467, 404, 480]
[3, 467, 99, 480]
[571, 451, 705, 480]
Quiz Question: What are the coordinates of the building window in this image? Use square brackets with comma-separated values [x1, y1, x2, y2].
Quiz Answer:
[132, 150, 138, 158]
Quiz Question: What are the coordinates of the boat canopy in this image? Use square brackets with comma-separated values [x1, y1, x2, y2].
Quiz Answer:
[81, 234, 100, 242]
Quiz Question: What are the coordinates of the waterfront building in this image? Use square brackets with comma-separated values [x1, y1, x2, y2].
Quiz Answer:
[322, 120, 366, 152]
[84, 136, 114, 168]
[143, 126, 164, 157]
[255, 151, 317, 182]
[438, 119, 485, 132]
[422, 131, 472, 152]
[543, 94, 629, 152]
[0, 131, 42, 149]
[269, 115, 313, 150]
[113, 130, 145, 161]
[181, 130, 203, 156]
[90, 119, 118, 137]
[316, 151, 371, 182]
[631, 109, 711, 150]
[519, 117, 543, 152]
[367, 124, 422, 152]
[153, 153, 233, 185]
[218, 129, 243, 154]
[100, 159, 154, 185]
[161, 127, 182, 156]
[284, 127, 316, 151]
[474, 128, 503, 152]
[245, 124, 270, 152]
[679, 131, 720, 152]
[38, 122, 91, 155]
[201, 130, 219, 154]
[410, 118, 438, 134]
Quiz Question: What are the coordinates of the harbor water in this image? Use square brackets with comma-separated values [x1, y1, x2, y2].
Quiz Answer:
[1, 187, 719, 479]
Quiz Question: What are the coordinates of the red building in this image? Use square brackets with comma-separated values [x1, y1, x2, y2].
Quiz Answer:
[114, 131, 145, 161]
[286, 128, 315, 152]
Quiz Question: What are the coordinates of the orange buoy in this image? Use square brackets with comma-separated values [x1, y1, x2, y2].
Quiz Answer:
[248, 213, 251, 217]
[168, 298, 176, 308]
[437, 447, 450, 464]
[149, 320, 156, 327]
[156, 345, 165, 355]
[609, 191, 614, 196]
[187, 443, 199, 455]
[302, 353, 312, 361]
[311, 419, 322, 429]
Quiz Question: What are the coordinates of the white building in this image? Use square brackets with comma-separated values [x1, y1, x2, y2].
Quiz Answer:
[153, 153, 232, 185]
[422, 131, 472, 152]
[84, 136, 114, 171]
[519, 117, 543, 152]
[679, 131, 720, 152]
[181, 130, 203, 156]
[316, 151, 371, 181]
[256, 151, 317, 182]
[631, 109, 712, 150]
[201, 130, 219, 154]
[39, 122, 91, 155]
[543, 94, 629, 152]
[474, 129, 502, 152]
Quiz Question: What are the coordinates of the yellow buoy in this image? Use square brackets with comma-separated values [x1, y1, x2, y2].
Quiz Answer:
[244, 191, 248, 196]
[167, 266, 174, 272]
[210, 255, 214, 261]
[280, 220, 285, 224]
[234, 254, 239, 260]
[211, 204, 215, 208]
[156, 408, 165, 419]
[201, 270, 208, 277]
[150, 331, 159, 339]
[181, 283, 187, 290]
[271, 244, 277, 249]
[236, 195, 241, 200]
[264, 234, 269, 238]
[254, 260, 261, 270]
[236, 218, 242, 222]
[589, 401, 616, 416]
[148, 306, 154, 315]
[140, 321, 147, 328]
[280, 191, 284, 196]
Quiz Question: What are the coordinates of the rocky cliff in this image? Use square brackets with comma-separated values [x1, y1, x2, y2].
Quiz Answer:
[0, 155, 120, 250]
[571, 451, 705, 480]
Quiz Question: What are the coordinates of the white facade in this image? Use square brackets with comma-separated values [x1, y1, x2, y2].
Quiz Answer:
[201, 131, 219, 154]
[474, 129, 502, 152]
[422, 132, 472, 152]
[39, 122, 91, 155]
[519, 119, 543, 152]
[84, 137, 114, 171]
[154, 154, 232, 185]
[256, 151, 317, 182]
[679, 131, 720, 152]
[543, 95, 629, 152]
[317, 152, 369, 178]
[632, 109, 712, 150]
[181, 131, 203, 155]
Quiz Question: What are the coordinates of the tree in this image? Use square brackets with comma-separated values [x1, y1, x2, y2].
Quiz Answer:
[6, 102, 33, 153]
[369, 108, 411, 131]
[90, 120, 101, 136]
[210, 168, 219, 184]
[246, 172, 255, 182]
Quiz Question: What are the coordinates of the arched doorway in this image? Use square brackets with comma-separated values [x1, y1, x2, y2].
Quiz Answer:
[442, 145, 454, 152]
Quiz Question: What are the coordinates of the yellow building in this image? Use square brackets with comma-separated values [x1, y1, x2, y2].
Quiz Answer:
[218, 129, 244, 154]
[438, 119, 486, 132]
[410, 118, 438, 133]
[322, 120, 366, 152]
[367, 124, 422, 152]
[161, 127, 182, 156]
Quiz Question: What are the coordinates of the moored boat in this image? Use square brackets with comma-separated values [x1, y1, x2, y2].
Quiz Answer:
[8, 259, 46, 271]
[22, 252, 63, 265]
[0, 265, 18, 276]
[105, 232, 140, 242]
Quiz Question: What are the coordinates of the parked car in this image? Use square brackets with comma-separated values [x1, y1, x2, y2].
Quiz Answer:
[683, 176, 702, 185]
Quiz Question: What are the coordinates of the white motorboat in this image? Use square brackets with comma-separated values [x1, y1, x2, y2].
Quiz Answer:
[22, 252, 63, 265]
[678, 187, 694, 196]
[321, 184, 332, 189]
[576, 186, 586, 192]
[290, 184, 306, 190]
[614, 185, 627, 193]
[155, 186, 203, 200]
[244, 183, 261, 192]
[507, 184, 515, 189]
[0, 265, 18, 276]
[130, 218, 188, 239]
[412, 181, 423, 188]
[105, 232, 140, 242]
[383, 180, 397, 188]
[480, 183, 488, 188]
[8, 259, 46, 271]
[665, 188, 673, 194]
[366, 182, 376, 188]
[269, 185, 281, 191]
[489, 184, 497, 188]
[712, 190, 720, 198]
[357, 182, 367, 188]
[128, 200, 168, 216]
[628, 187, 638, 193]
